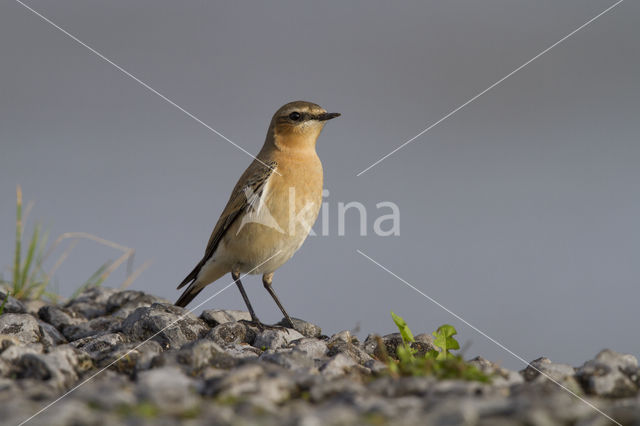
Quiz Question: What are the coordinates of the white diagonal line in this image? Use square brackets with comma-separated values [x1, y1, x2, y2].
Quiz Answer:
[356, 249, 621, 426]
[356, 0, 625, 176]
[13, 0, 279, 175]
[17, 250, 282, 426]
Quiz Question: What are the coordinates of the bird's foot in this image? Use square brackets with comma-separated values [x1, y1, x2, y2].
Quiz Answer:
[281, 317, 295, 330]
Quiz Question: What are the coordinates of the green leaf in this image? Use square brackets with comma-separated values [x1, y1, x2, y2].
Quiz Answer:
[385, 315, 490, 383]
[432, 324, 460, 360]
[390, 311, 415, 344]
[425, 349, 439, 360]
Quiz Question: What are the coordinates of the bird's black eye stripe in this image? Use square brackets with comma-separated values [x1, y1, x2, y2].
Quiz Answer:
[288, 111, 302, 121]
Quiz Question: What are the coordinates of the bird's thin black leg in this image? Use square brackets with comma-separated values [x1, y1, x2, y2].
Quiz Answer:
[232, 271, 261, 324]
[263, 273, 295, 328]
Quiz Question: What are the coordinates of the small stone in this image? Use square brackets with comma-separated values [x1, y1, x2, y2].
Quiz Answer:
[1, 342, 44, 362]
[328, 330, 353, 344]
[22, 299, 47, 316]
[200, 309, 252, 327]
[175, 339, 234, 370]
[72, 332, 128, 361]
[37, 305, 85, 331]
[363, 334, 383, 355]
[205, 363, 295, 404]
[577, 349, 639, 397]
[0, 313, 42, 344]
[253, 328, 304, 350]
[593, 349, 638, 370]
[0, 335, 21, 352]
[0, 290, 26, 314]
[134, 341, 165, 372]
[364, 332, 437, 360]
[15, 345, 92, 389]
[413, 333, 438, 353]
[203, 363, 265, 397]
[37, 320, 68, 348]
[98, 340, 162, 374]
[65, 286, 118, 319]
[121, 303, 209, 349]
[291, 338, 328, 359]
[62, 316, 120, 341]
[106, 291, 171, 318]
[206, 321, 255, 346]
[319, 353, 358, 378]
[327, 339, 373, 365]
[221, 343, 262, 360]
[469, 356, 523, 386]
[136, 366, 197, 412]
[521, 357, 576, 382]
[276, 317, 322, 338]
[260, 349, 316, 371]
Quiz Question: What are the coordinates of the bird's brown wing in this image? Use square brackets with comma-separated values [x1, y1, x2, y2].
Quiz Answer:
[177, 160, 278, 289]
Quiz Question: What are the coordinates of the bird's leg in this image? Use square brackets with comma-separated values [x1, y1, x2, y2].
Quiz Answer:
[232, 271, 261, 325]
[263, 272, 295, 329]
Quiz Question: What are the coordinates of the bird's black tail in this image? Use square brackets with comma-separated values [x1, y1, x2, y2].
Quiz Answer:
[177, 260, 205, 290]
[175, 282, 203, 308]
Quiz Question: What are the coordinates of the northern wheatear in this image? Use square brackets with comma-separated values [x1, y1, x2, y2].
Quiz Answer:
[176, 101, 340, 327]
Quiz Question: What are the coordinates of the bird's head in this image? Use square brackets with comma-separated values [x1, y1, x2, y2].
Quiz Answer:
[269, 101, 340, 151]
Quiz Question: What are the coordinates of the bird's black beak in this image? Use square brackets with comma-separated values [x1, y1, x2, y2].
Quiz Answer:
[316, 112, 341, 121]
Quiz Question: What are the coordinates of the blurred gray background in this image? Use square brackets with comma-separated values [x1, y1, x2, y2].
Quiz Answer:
[1, 0, 638, 369]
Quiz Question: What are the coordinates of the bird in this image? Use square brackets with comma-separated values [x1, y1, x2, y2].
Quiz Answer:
[175, 101, 340, 328]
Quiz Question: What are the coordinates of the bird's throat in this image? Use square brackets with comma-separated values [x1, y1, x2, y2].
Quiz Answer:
[272, 126, 321, 153]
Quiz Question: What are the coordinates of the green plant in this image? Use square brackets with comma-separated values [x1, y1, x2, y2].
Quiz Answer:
[387, 312, 490, 382]
[3, 185, 52, 300]
[1, 186, 151, 301]
[0, 291, 9, 315]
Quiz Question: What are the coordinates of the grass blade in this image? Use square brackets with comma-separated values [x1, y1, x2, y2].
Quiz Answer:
[0, 291, 9, 315]
[70, 261, 111, 300]
[18, 223, 40, 297]
[5, 188, 150, 302]
[13, 186, 22, 295]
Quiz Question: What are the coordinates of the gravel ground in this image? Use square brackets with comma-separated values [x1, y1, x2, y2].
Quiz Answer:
[0, 286, 637, 426]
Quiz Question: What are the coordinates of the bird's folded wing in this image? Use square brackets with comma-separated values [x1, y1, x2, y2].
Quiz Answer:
[204, 159, 277, 261]
[177, 160, 277, 289]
